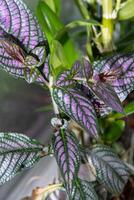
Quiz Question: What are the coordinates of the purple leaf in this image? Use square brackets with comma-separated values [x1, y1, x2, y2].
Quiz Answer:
[93, 53, 134, 102]
[42, 55, 50, 80]
[0, 28, 49, 84]
[52, 129, 80, 194]
[56, 61, 82, 87]
[53, 87, 99, 138]
[0, 34, 27, 78]
[71, 60, 82, 76]
[83, 57, 92, 80]
[36, 55, 50, 83]
[0, 0, 45, 52]
[56, 70, 75, 87]
[77, 83, 112, 117]
[92, 82, 124, 113]
[0, 38, 25, 63]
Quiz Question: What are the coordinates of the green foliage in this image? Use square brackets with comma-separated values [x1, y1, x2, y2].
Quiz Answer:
[103, 120, 125, 144]
[36, 0, 78, 74]
[50, 40, 70, 76]
[118, 0, 134, 20]
[42, 0, 61, 16]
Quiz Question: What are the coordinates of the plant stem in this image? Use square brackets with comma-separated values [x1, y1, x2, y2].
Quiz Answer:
[49, 76, 59, 115]
[31, 183, 63, 199]
[102, 0, 114, 52]
[116, 0, 121, 13]
[74, 0, 93, 62]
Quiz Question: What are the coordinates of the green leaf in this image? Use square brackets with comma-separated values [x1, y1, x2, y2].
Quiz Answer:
[42, 0, 61, 16]
[103, 120, 125, 143]
[55, 19, 100, 40]
[124, 101, 134, 115]
[109, 101, 134, 120]
[118, 0, 134, 20]
[36, 1, 78, 66]
[36, 0, 62, 43]
[50, 40, 69, 76]
[89, 144, 130, 194]
[0, 132, 46, 185]
[71, 178, 98, 200]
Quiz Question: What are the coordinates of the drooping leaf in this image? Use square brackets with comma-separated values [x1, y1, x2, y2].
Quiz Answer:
[71, 178, 98, 200]
[0, 132, 46, 185]
[77, 83, 112, 117]
[92, 82, 124, 113]
[53, 86, 99, 138]
[0, 0, 46, 52]
[88, 144, 130, 194]
[52, 129, 80, 194]
[93, 53, 134, 102]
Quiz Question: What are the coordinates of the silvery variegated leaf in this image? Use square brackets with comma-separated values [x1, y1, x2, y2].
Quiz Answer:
[0, 132, 45, 185]
[0, 0, 49, 84]
[89, 144, 130, 194]
[0, 28, 49, 84]
[92, 82, 124, 113]
[53, 86, 99, 138]
[56, 70, 75, 87]
[42, 55, 50, 81]
[52, 129, 80, 194]
[83, 57, 92, 80]
[93, 53, 134, 102]
[71, 178, 98, 200]
[56, 61, 82, 87]
[77, 83, 112, 117]
[0, 0, 45, 52]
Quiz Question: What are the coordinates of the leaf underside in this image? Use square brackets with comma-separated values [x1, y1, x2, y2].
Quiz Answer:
[77, 83, 112, 117]
[92, 82, 124, 113]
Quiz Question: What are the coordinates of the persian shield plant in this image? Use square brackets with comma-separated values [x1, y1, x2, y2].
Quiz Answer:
[0, 0, 134, 199]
